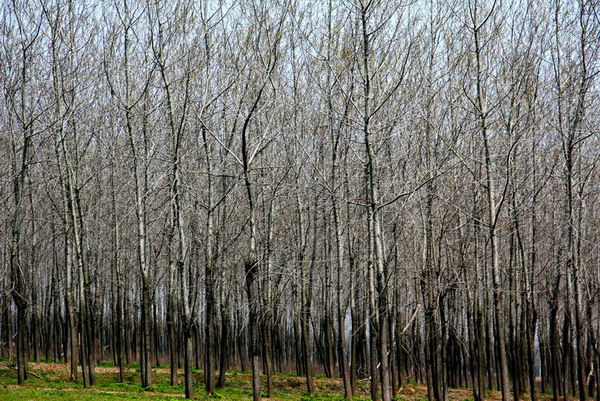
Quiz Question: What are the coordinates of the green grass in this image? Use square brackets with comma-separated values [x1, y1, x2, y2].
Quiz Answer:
[1, 362, 570, 400]
[0, 387, 183, 400]
[0, 362, 376, 400]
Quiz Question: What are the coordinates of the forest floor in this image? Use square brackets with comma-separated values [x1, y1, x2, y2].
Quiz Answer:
[0, 361, 588, 400]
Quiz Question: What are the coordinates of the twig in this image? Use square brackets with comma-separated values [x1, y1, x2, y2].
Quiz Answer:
[3, 363, 43, 379]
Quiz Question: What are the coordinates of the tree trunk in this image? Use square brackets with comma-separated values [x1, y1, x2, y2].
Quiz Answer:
[471, 4, 510, 398]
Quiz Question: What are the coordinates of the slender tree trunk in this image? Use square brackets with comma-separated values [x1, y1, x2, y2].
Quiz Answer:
[298, 195, 314, 395]
[110, 157, 125, 383]
[471, 3, 510, 399]
[360, 3, 391, 397]
[241, 89, 263, 401]
[203, 125, 216, 395]
[9, 12, 34, 383]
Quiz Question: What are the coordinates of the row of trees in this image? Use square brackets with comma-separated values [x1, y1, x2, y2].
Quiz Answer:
[1, 0, 598, 400]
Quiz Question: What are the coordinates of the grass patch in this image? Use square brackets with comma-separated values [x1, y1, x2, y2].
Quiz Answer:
[0, 361, 574, 400]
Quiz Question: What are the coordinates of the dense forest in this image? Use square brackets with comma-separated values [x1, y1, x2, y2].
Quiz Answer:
[1, 0, 598, 400]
